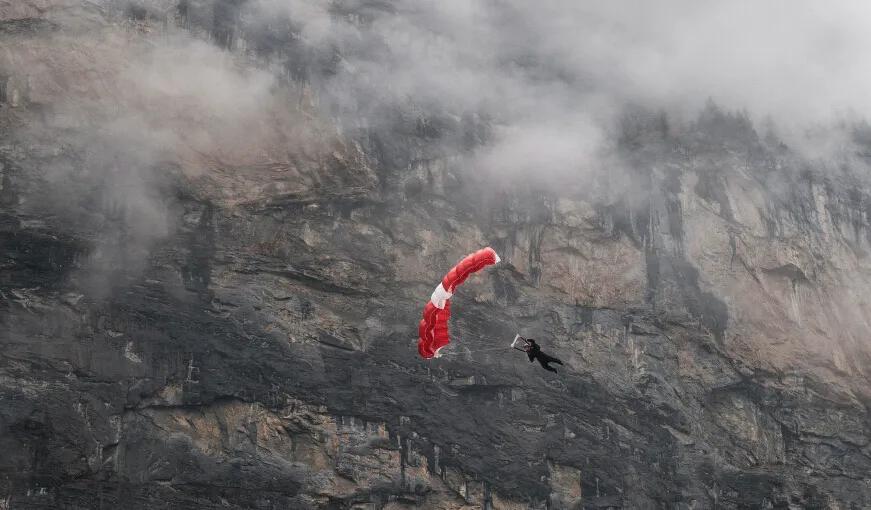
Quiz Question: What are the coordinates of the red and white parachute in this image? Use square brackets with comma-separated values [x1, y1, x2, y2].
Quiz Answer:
[418, 247, 500, 359]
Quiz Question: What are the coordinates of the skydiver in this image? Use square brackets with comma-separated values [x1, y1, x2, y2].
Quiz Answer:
[518, 337, 564, 373]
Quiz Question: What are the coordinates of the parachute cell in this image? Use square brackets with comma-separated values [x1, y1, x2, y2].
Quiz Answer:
[417, 247, 500, 359]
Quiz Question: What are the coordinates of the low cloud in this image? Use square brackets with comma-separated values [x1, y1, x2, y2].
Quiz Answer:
[244, 0, 871, 176]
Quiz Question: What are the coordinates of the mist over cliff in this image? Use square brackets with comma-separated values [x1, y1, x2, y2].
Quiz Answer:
[1, 1, 870, 509]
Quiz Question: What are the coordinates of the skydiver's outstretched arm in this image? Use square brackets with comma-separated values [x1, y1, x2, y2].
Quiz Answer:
[524, 339, 535, 361]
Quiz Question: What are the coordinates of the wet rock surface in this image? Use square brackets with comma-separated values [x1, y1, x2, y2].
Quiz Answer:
[1, 2, 871, 509]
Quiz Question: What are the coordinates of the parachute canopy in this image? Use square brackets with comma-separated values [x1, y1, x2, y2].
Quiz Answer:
[417, 247, 500, 359]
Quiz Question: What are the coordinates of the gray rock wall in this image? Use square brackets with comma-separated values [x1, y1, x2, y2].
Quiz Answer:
[0, 2, 869, 509]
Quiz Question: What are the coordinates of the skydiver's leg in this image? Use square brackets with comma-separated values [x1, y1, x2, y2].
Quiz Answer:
[540, 353, 563, 366]
[538, 357, 558, 373]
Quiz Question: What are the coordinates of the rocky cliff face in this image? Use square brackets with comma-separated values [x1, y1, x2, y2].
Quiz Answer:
[1, 2, 870, 509]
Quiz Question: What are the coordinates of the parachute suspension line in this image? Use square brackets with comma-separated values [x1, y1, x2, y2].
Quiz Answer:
[432, 346, 513, 357]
